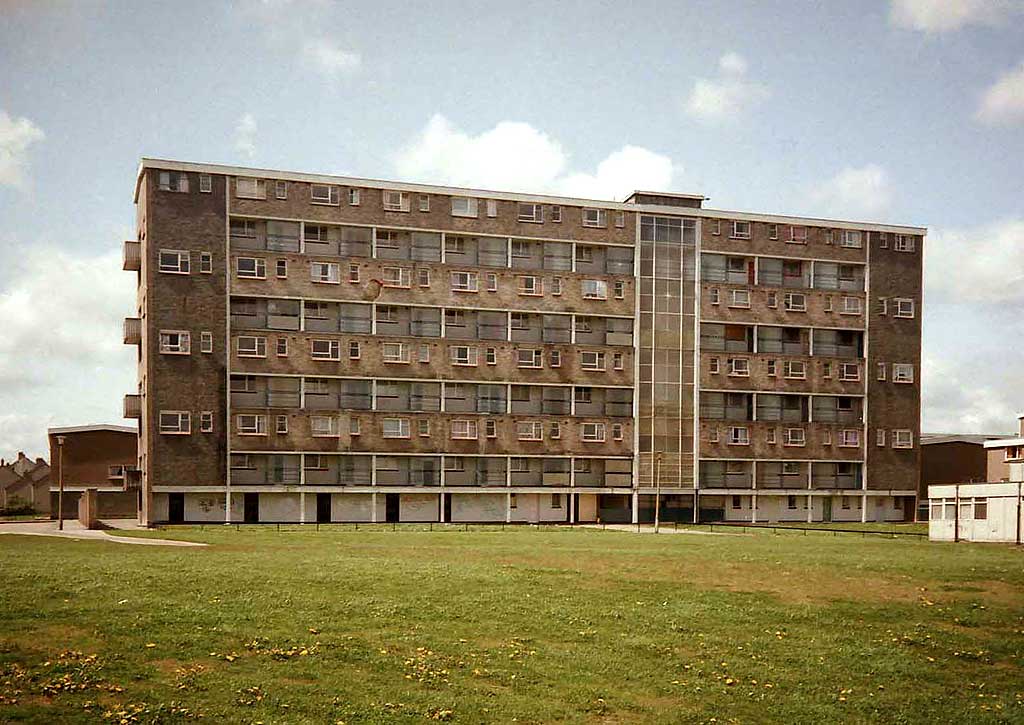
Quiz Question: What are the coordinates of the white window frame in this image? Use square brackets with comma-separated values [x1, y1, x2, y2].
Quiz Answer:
[581, 423, 606, 443]
[783, 360, 806, 380]
[237, 414, 267, 436]
[894, 234, 915, 252]
[237, 336, 267, 358]
[200, 331, 213, 354]
[418, 195, 430, 212]
[892, 429, 913, 449]
[348, 188, 360, 205]
[311, 339, 340, 361]
[518, 203, 543, 223]
[729, 289, 751, 309]
[582, 208, 606, 228]
[581, 279, 608, 300]
[517, 348, 543, 369]
[451, 420, 478, 440]
[311, 261, 341, 284]
[840, 362, 860, 382]
[198, 174, 212, 193]
[451, 197, 478, 218]
[199, 411, 213, 433]
[311, 415, 340, 438]
[451, 271, 479, 293]
[788, 226, 808, 244]
[382, 342, 410, 364]
[894, 298, 915, 318]
[727, 358, 750, 377]
[235, 177, 265, 199]
[236, 257, 266, 279]
[580, 351, 606, 371]
[382, 266, 412, 288]
[159, 330, 191, 355]
[731, 220, 751, 239]
[839, 429, 860, 448]
[892, 363, 914, 384]
[841, 230, 863, 249]
[450, 346, 479, 366]
[783, 292, 806, 312]
[158, 249, 190, 274]
[486, 199, 498, 217]
[159, 411, 191, 435]
[728, 427, 750, 446]
[518, 276, 542, 296]
[841, 296, 863, 315]
[275, 179, 287, 200]
[516, 421, 544, 441]
[383, 190, 410, 212]
[784, 427, 806, 447]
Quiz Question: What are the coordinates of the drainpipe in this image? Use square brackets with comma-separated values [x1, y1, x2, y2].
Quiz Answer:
[1016, 481, 1022, 546]
[953, 483, 959, 544]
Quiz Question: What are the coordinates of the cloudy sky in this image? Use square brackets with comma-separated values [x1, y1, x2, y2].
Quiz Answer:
[1, 0, 1023, 457]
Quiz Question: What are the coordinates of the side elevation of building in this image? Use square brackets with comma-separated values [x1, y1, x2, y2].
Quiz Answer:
[124, 159, 924, 525]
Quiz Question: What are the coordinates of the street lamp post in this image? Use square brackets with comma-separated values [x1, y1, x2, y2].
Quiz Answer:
[56, 436, 65, 531]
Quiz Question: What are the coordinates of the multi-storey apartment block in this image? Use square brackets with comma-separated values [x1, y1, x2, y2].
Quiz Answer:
[124, 159, 924, 525]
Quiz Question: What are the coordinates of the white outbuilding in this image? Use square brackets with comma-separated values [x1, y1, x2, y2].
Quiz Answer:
[928, 482, 1023, 543]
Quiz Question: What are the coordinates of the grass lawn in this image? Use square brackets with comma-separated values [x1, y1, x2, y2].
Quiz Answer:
[1, 527, 1022, 723]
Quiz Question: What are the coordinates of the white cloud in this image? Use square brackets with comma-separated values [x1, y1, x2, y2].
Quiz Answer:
[975, 61, 1024, 125]
[0, 243, 136, 457]
[807, 164, 892, 220]
[922, 355, 1019, 434]
[301, 38, 361, 77]
[925, 217, 1024, 303]
[0, 110, 44, 189]
[684, 52, 770, 123]
[889, 0, 1021, 32]
[234, 113, 257, 160]
[395, 114, 679, 201]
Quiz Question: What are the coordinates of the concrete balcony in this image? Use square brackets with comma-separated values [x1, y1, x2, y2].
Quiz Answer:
[124, 394, 141, 419]
[123, 317, 141, 345]
[123, 240, 141, 271]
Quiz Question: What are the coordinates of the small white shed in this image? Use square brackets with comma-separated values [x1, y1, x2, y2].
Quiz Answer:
[928, 482, 1023, 543]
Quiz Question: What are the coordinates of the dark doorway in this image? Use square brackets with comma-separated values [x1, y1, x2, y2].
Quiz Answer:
[442, 493, 452, 523]
[168, 493, 185, 523]
[385, 493, 400, 523]
[243, 493, 260, 524]
[316, 493, 331, 524]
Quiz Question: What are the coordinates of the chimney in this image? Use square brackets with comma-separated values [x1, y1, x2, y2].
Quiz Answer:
[35, 457, 45, 465]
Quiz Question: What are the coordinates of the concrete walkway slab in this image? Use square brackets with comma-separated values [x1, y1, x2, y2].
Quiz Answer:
[0, 520, 206, 547]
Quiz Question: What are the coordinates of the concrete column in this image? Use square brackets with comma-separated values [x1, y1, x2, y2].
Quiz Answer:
[806, 494, 813, 523]
[506, 491, 512, 523]
[299, 492, 306, 524]
[751, 493, 757, 523]
[371, 491, 378, 523]
[861, 494, 868, 523]
[439, 490, 447, 523]
[631, 490, 639, 524]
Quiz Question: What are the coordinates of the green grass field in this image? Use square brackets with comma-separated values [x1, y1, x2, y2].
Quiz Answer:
[1, 526, 1022, 724]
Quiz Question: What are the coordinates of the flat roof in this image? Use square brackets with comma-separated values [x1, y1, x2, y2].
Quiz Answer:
[624, 190, 708, 201]
[48, 424, 138, 436]
[921, 434, 1013, 446]
[136, 158, 927, 235]
[985, 437, 1024, 449]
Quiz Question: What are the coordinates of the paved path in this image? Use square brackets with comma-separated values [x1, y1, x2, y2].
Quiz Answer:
[0, 520, 207, 547]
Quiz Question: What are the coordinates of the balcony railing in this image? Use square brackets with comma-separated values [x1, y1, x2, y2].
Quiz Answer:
[122, 241, 141, 271]
[123, 317, 141, 345]
[124, 394, 141, 419]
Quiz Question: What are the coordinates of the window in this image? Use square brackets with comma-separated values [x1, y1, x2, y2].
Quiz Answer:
[518, 276, 542, 295]
[450, 346, 478, 366]
[894, 298, 915, 318]
[274, 180, 287, 199]
[347, 188, 360, 205]
[416, 268, 431, 288]
[237, 414, 267, 435]
[276, 415, 288, 434]
[893, 430, 913, 449]
[416, 419, 430, 437]
[349, 341, 360, 359]
[727, 358, 749, 377]
[824, 295, 834, 312]
[551, 205, 562, 223]
[875, 429, 886, 447]
[613, 352, 624, 371]
[708, 287, 721, 305]
[784, 428, 805, 446]
[613, 280, 626, 299]
[311, 185, 339, 205]
[200, 331, 213, 353]
[199, 412, 213, 433]
[575, 246, 593, 264]
[382, 267, 412, 288]
[383, 342, 409, 363]
[766, 359, 777, 376]
[894, 234, 915, 252]
[548, 349, 561, 368]
[731, 220, 751, 239]
[582, 279, 608, 300]
[236, 257, 266, 279]
[311, 339, 340, 360]
[581, 423, 606, 442]
[580, 351, 606, 371]
[237, 336, 266, 358]
[709, 427, 720, 443]
[788, 226, 808, 244]
[275, 259, 288, 278]
[710, 219, 721, 235]
[444, 419, 478, 441]
[787, 496, 798, 510]
[877, 362, 886, 381]
[158, 171, 189, 193]
[611, 423, 625, 441]
[451, 197, 478, 218]
[486, 199, 498, 217]
[841, 296, 863, 315]
[615, 211, 626, 228]
[518, 203, 543, 222]
[159, 411, 190, 434]
[311, 261, 341, 284]
[768, 224, 778, 240]
[582, 208, 606, 227]
[311, 416, 340, 437]
[418, 195, 430, 212]
[783, 360, 806, 379]
[417, 344, 430, 363]
[517, 421, 544, 441]
[709, 357, 720, 374]
[349, 417, 361, 436]
[729, 289, 750, 308]
[159, 330, 191, 355]
[383, 190, 410, 212]
[484, 419, 497, 438]
[840, 429, 860, 447]
[841, 230, 863, 249]
[235, 177, 264, 199]
[729, 427, 750, 445]
[517, 348, 542, 368]
[485, 347, 497, 365]
[347, 264, 360, 283]
[822, 361, 833, 379]
[840, 363, 860, 382]
[974, 498, 988, 520]
[199, 174, 212, 193]
[766, 428, 777, 444]
[382, 418, 410, 438]
[199, 252, 213, 274]
[159, 249, 190, 274]
[784, 293, 806, 312]
[893, 363, 914, 383]
[276, 337, 288, 357]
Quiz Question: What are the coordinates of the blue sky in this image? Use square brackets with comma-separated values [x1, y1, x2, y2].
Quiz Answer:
[2, 0, 1023, 456]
